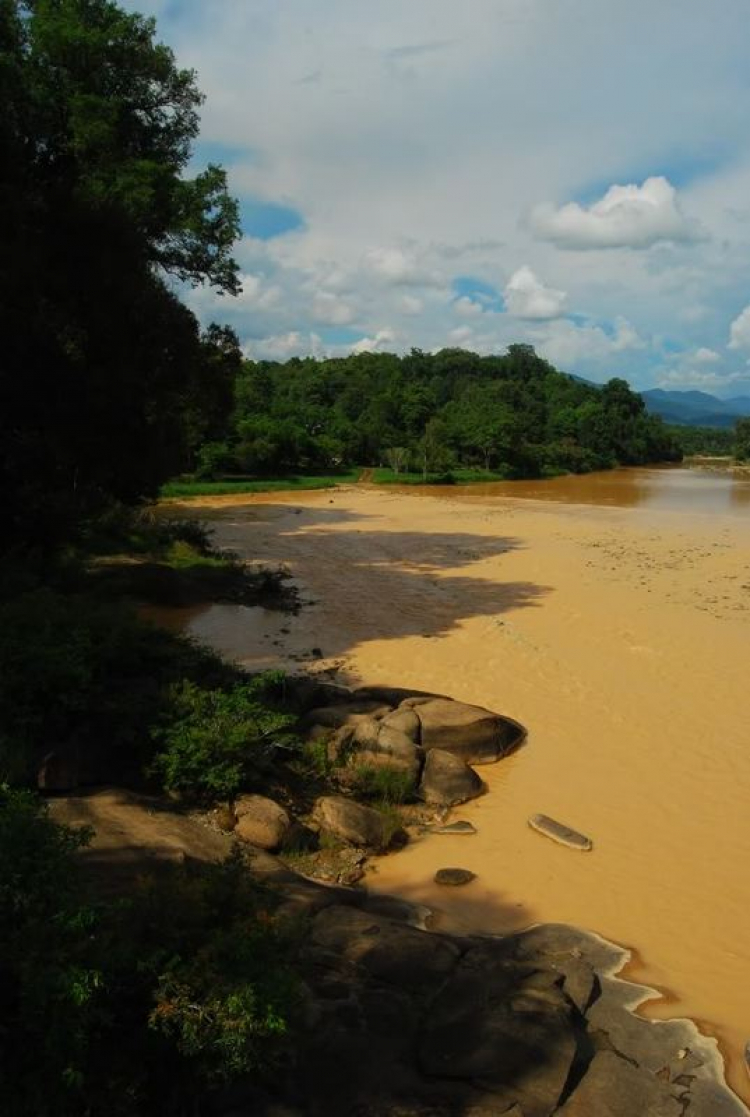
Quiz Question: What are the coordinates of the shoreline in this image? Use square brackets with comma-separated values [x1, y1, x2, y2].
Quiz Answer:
[163, 474, 750, 1104]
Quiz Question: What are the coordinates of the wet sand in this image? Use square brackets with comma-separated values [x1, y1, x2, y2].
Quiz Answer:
[167, 471, 750, 1101]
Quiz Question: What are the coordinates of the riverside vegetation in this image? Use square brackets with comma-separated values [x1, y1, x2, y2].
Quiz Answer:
[2, 1, 748, 1114]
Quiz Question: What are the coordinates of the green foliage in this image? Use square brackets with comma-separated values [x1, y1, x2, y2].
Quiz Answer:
[666, 425, 736, 456]
[734, 416, 750, 461]
[350, 764, 415, 804]
[0, 587, 233, 786]
[0, 792, 298, 1116]
[161, 471, 360, 497]
[209, 347, 680, 485]
[151, 674, 298, 799]
[1, 0, 240, 553]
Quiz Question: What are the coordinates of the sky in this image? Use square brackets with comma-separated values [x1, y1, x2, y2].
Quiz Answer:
[126, 0, 750, 396]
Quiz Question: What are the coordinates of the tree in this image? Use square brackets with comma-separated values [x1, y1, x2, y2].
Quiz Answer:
[734, 417, 750, 461]
[0, 0, 240, 551]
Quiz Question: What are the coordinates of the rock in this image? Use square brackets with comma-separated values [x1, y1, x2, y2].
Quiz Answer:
[427, 820, 478, 835]
[557, 1051, 683, 1116]
[380, 706, 421, 742]
[234, 795, 290, 851]
[528, 813, 593, 851]
[354, 685, 439, 707]
[414, 697, 524, 763]
[314, 795, 406, 850]
[310, 905, 460, 992]
[419, 943, 577, 1117]
[435, 868, 476, 886]
[302, 701, 392, 731]
[420, 749, 485, 806]
[349, 720, 421, 782]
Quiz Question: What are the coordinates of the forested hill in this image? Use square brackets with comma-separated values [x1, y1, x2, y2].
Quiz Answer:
[200, 345, 681, 481]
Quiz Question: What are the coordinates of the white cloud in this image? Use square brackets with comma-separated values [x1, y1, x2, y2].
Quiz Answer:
[245, 330, 323, 360]
[364, 246, 442, 287]
[532, 316, 645, 368]
[530, 177, 703, 251]
[351, 327, 396, 354]
[400, 294, 424, 314]
[504, 266, 566, 319]
[728, 305, 750, 351]
[448, 325, 474, 344]
[693, 347, 721, 364]
[453, 295, 485, 317]
[656, 367, 749, 391]
[311, 291, 355, 325]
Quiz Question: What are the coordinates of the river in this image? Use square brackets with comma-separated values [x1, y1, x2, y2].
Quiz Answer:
[161, 464, 750, 1103]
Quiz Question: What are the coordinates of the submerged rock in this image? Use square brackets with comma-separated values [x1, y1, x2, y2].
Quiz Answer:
[427, 820, 478, 835]
[529, 813, 593, 851]
[434, 867, 476, 886]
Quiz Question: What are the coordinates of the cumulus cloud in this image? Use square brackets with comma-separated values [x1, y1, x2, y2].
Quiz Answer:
[504, 266, 566, 319]
[245, 330, 323, 360]
[311, 290, 355, 325]
[453, 295, 485, 317]
[531, 316, 645, 368]
[351, 327, 396, 354]
[728, 305, 750, 351]
[400, 295, 424, 314]
[448, 325, 474, 344]
[693, 347, 721, 364]
[364, 246, 442, 287]
[530, 177, 703, 251]
[656, 367, 749, 390]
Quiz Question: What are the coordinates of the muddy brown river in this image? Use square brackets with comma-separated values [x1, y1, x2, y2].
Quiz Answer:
[163, 465, 750, 1103]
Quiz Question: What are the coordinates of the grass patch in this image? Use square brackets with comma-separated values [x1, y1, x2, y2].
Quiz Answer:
[161, 471, 361, 498]
[349, 764, 415, 805]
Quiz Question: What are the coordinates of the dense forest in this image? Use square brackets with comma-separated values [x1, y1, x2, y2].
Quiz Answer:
[197, 348, 682, 481]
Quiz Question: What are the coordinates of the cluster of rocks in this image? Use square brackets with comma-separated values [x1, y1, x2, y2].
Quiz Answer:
[214, 682, 525, 883]
[228, 850, 749, 1117]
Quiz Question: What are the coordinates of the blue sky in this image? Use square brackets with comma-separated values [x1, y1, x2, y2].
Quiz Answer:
[127, 0, 750, 396]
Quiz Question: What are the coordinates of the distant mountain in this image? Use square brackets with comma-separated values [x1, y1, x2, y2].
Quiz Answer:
[640, 389, 750, 428]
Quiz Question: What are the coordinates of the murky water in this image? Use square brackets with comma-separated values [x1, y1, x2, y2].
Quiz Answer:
[161, 465, 750, 1103]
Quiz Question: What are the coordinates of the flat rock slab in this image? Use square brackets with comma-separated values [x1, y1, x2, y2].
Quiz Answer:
[428, 820, 478, 835]
[529, 813, 593, 851]
[434, 868, 476, 886]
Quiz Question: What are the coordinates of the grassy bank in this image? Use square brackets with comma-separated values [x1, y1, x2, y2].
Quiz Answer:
[161, 471, 361, 498]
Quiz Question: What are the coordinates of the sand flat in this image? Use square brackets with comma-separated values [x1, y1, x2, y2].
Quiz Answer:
[171, 475, 750, 1102]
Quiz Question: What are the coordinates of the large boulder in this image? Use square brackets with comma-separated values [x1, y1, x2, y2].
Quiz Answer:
[314, 795, 406, 851]
[413, 697, 524, 764]
[349, 720, 421, 782]
[234, 794, 291, 851]
[302, 701, 392, 731]
[557, 1051, 683, 1116]
[379, 707, 421, 743]
[419, 748, 484, 806]
[419, 943, 577, 1117]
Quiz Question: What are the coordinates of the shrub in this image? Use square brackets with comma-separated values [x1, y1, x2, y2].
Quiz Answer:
[350, 764, 415, 804]
[150, 674, 298, 799]
[0, 790, 299, 1116]
[0, 589, 233, 786]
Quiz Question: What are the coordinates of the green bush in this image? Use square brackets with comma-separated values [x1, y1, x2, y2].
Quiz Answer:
[350, 763, 415, 804]
[0, 589, 233, 786]
[0, 789, 299, 1116]
[150, 674, 298, 799]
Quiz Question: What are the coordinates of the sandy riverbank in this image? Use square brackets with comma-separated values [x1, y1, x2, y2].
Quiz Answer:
[167, 479, 750, 1102]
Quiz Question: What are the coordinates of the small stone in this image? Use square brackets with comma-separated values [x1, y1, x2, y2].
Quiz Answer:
[214, 805, 237, 832]
[434, 867, 476, 886]
[427, 820, 477, 835]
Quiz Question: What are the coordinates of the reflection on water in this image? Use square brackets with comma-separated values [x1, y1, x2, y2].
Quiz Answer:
[415, 465, 750, 517]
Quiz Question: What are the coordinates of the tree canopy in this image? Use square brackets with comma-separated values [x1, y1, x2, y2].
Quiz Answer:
[205, 346, 680, 481]
[0, 0, 240, 551]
